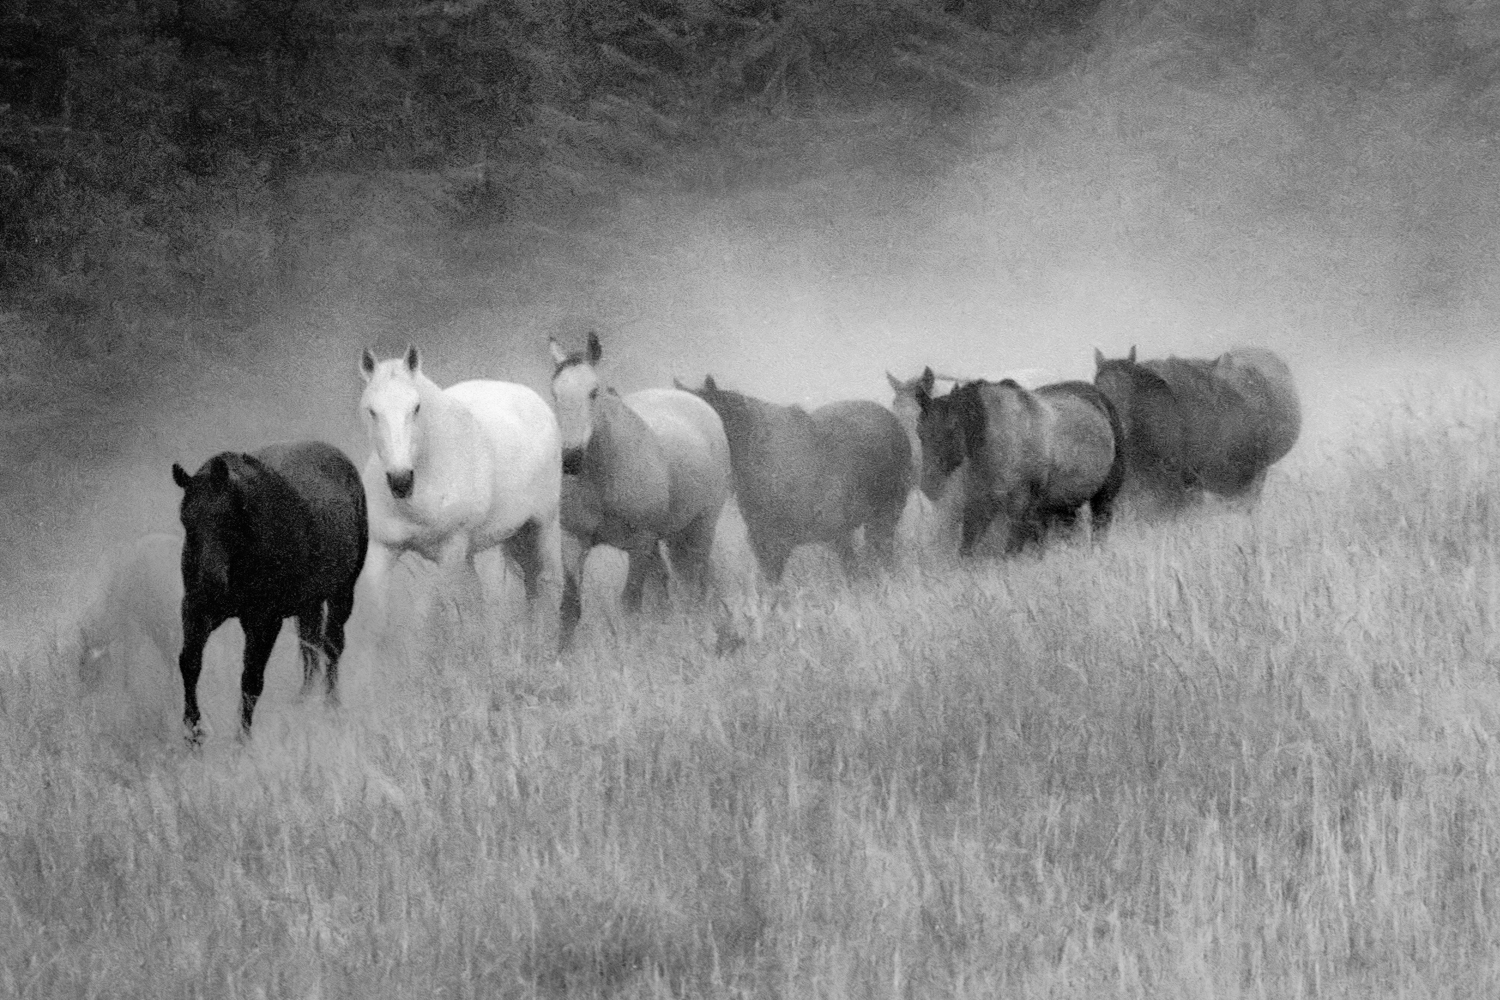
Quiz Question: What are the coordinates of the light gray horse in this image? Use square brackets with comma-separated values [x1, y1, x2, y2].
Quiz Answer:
[551, 333, 731, 647]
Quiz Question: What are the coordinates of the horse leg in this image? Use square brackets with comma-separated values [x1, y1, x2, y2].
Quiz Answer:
[830, 532, 860, 578]
[295, 602, 326, 698]
[238, 614, 283, 737]
[749, 534, 791, 585]
[504, 519, 546, 602]
[178, 609, 217, 745]
[360, 541, 395, 623]
[667, 513, 719, 603]
[623, 541, 670, 614]
[959, 496, 996, 557]
[864, 503, 903, 571]
[1240, 468, 1269, 506]
[322, 587, 356, 707]
[558, 530, 590, 652]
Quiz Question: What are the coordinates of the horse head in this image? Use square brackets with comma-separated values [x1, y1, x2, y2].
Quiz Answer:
[548, 331, 605, 475]
[172, 454, 250, 604]
[914, 377, 969, 500]
[359, 345, 426, 499]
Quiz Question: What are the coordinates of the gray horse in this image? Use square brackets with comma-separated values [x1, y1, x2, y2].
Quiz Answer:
[550, 333, 731, 647]
[682, 376, 912, 583]
[915, 371, 1124, 556]
[1093, 346, 1301, 511]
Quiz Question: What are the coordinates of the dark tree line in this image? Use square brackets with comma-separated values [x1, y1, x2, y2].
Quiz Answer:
[0, 0, 1102, 327]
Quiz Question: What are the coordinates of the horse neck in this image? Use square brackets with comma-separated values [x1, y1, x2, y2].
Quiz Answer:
[410, 375, 470, 475]
[586, 391, 650, 469]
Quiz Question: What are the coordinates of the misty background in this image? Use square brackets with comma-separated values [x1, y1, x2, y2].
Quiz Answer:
[3, 0, 1498, 645]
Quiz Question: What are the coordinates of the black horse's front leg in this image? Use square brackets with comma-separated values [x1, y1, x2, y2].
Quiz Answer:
[178, 611, 218, 745]
[239, 615, 284, 736]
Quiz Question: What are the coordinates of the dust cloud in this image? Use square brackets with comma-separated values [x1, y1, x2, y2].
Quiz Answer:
[8, 0, 1498, 649]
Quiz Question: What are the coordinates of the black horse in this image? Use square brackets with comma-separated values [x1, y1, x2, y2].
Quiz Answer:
[171, 440, 367, 743]
[1093, 346, 1301, 513]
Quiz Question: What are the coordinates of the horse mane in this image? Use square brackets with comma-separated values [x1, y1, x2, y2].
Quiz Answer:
[1100, 356, 1175, 398]
[949, 381, 991, 463]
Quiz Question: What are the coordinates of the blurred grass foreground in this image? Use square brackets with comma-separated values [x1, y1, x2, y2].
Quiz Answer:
[2, 374, 1497, 998]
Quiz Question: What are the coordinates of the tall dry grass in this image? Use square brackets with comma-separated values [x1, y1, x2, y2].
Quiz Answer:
[2, 376, 1497, 998]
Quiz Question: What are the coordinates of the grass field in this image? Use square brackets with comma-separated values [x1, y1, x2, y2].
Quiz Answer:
[3, 368, 1496, 998]
[5, 1, 1500, 993]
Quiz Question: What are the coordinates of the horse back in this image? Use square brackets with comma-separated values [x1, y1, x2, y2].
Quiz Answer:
[445, 379, 562, 531]
[251, 441, 368, 589]
[809, 400, 913, 511]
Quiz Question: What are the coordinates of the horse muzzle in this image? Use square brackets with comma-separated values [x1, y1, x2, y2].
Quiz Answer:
[561, 448, 585, 476]
[387, 469, 415, 499]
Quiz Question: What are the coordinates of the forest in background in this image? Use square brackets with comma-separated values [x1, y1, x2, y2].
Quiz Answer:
[4, 0, 1498, 354]
[0, 0, 1098, 343]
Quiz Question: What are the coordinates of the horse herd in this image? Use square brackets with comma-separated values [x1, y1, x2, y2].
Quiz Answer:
[79, 335, 1301, 744]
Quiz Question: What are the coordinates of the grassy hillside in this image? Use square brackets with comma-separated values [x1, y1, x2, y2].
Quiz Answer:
[3, 370, 1496, 997]
[3, 0, 1500, 993]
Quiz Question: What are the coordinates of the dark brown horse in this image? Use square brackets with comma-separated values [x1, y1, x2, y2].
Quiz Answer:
[681, 376, 913, 583]
[171, 441, 367, 744]
[1093, 346, 1301, 511]
[915, 370, 1124, 556]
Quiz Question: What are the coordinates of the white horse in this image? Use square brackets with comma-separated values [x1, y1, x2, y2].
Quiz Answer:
[359, 346, 564, 649]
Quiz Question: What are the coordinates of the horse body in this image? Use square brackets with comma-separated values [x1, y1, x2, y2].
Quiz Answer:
[76, 533, 183, 689]
[887, 368, 1058, 556]
[359, 347, 564, 640]
[550, 335, 730, 646]
[1094, 346, 1300, 508]
[171, 440, 367, 742]
[687, 377, 912, 583]
[916, 375, 1123, 555]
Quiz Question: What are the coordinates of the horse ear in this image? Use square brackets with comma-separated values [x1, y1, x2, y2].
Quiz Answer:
[586, 331, 602, 365]
[207, 456, 229, 486]
[918, 367, 935, 395]
[172, 463, 192, 490]
[703, 374, 717, 391]
[360, 349, 377, 381]
[1093, 348, 1105, 370]
[548, 337, 568, 367]
[1127, 345, 1136, 363]
[885, 371, 902, 392]
[404, 345, 421, 374]
[672, 377, 687, 391]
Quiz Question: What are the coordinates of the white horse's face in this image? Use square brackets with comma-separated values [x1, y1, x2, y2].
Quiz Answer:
[550, 360, 600, 456]
[360, 356, 425, 499]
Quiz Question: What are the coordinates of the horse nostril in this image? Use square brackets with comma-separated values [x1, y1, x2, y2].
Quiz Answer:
[387, 470, 414, 498]
[561, 448, 584, 476]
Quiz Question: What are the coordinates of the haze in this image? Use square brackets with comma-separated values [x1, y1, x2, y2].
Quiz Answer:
[5, 0, 1497, 645]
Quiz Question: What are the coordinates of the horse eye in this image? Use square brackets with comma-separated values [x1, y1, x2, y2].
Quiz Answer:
[413, 403, 421, 416]
[589, 388, 600, 400]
